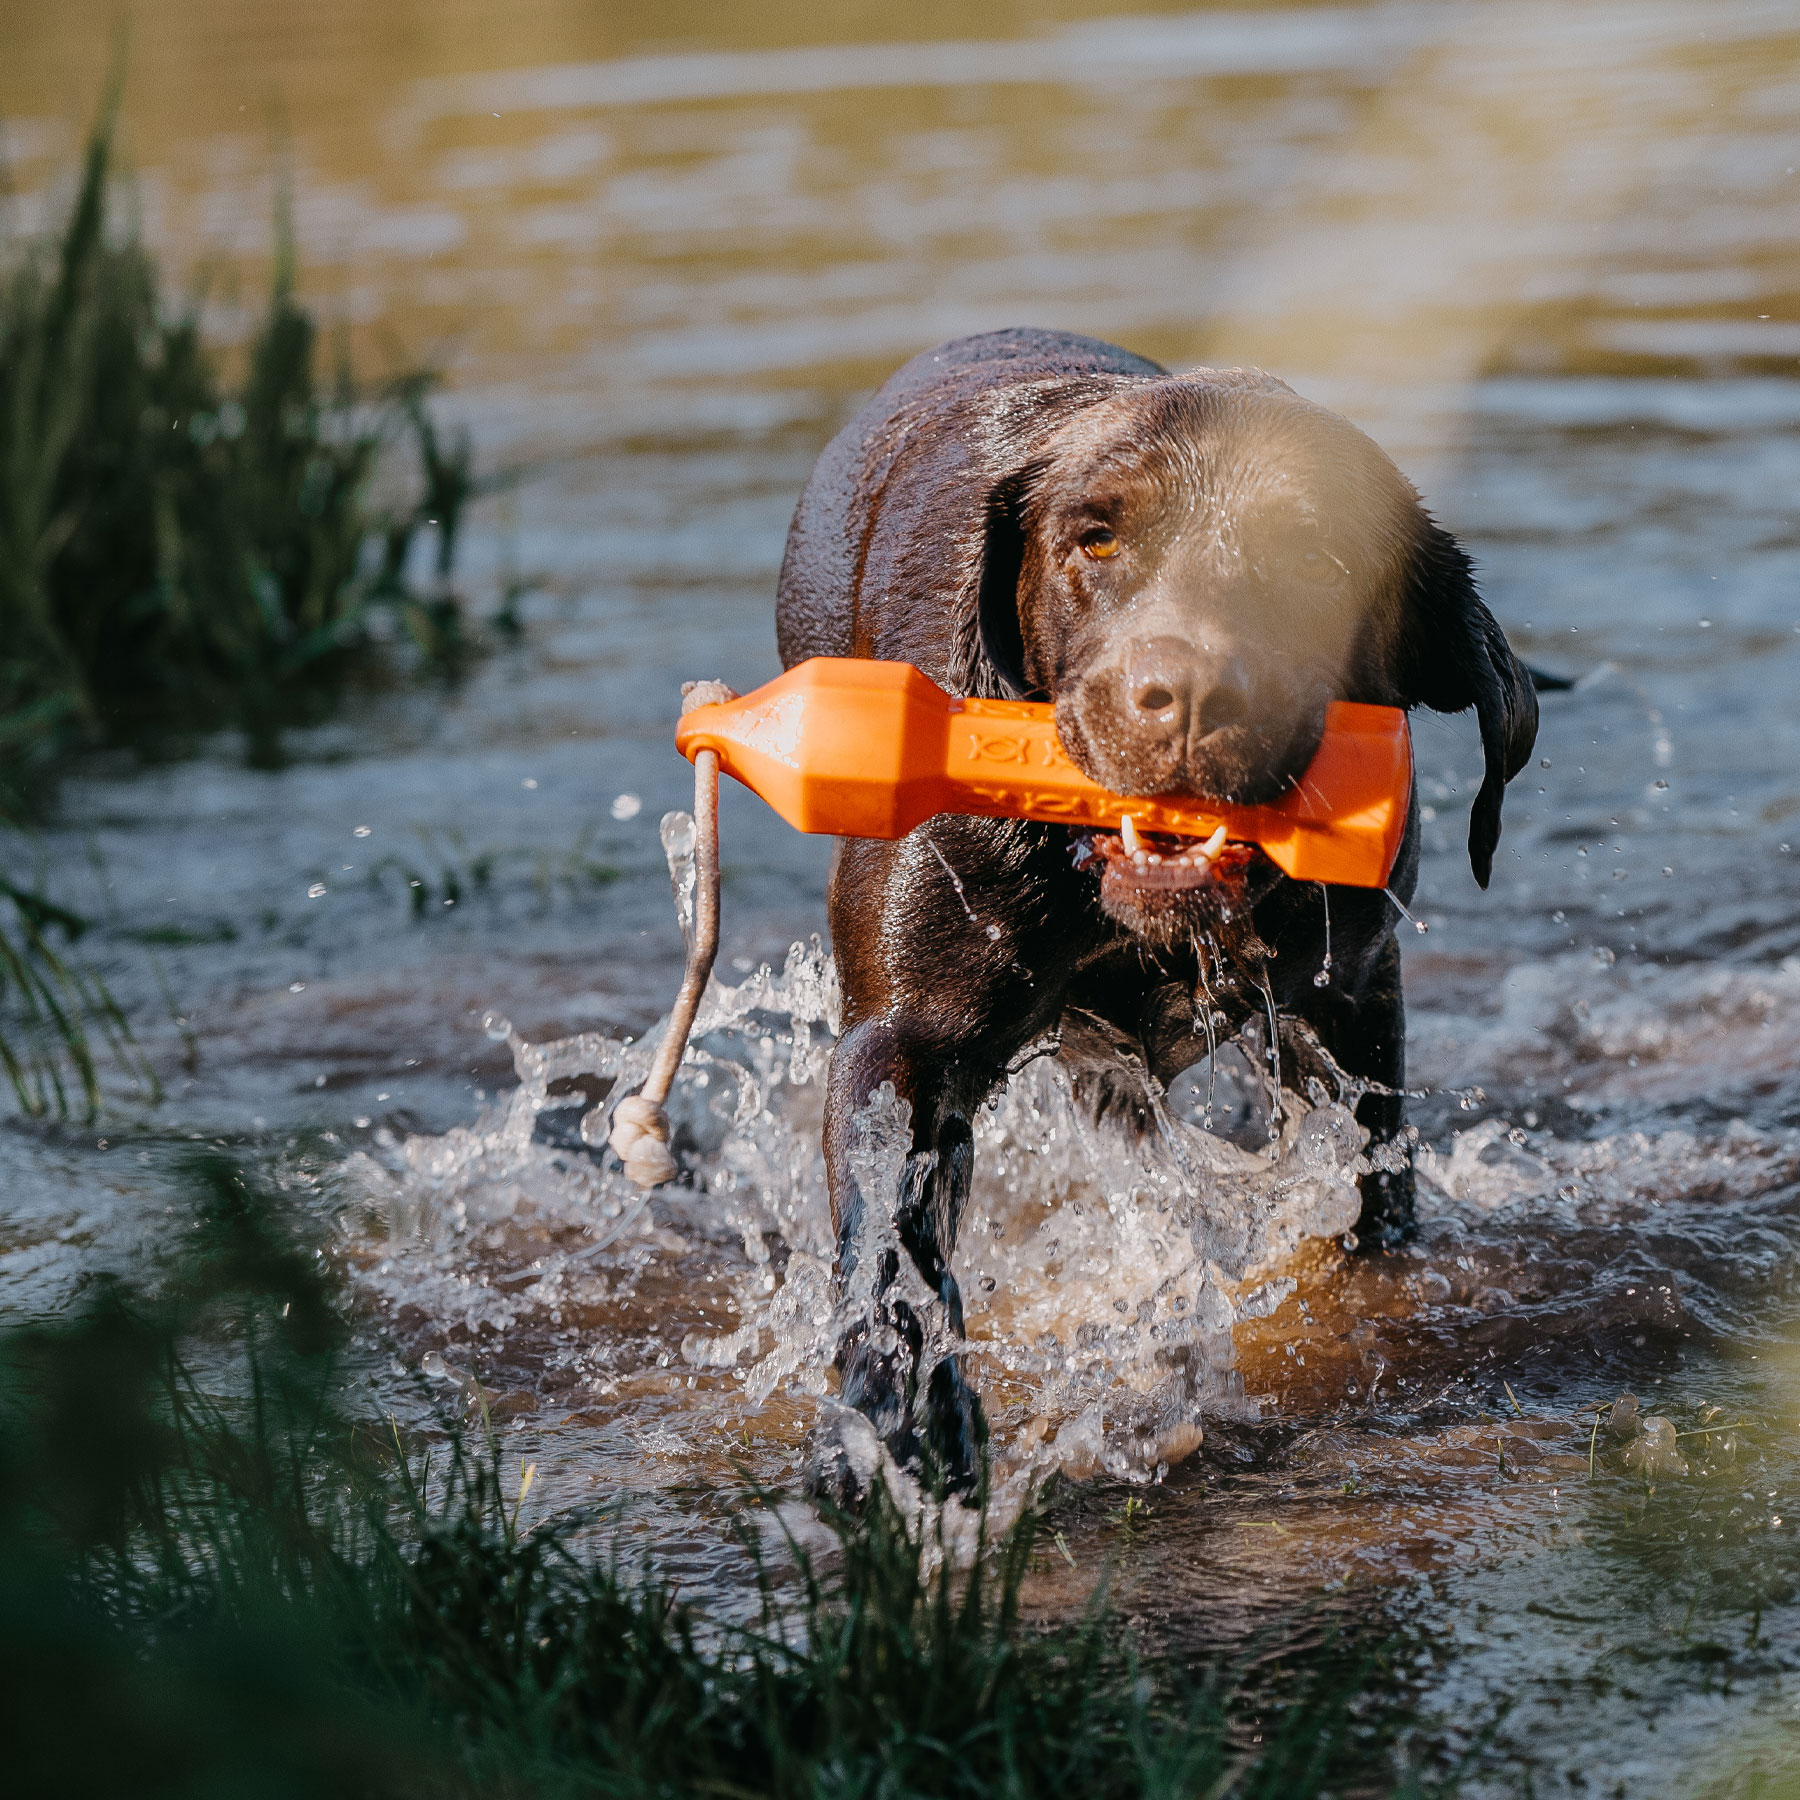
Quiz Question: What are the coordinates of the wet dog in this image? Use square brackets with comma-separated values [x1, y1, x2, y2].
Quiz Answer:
[775, 328, 1540, 1493]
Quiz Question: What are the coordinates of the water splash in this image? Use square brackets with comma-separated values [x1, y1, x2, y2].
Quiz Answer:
[660, 810, 699, 948]
[340, 936, 1370, 1512]
[339, 920, 1800, 1552]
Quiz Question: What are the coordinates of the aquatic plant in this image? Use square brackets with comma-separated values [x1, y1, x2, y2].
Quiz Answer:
[0, 1154, 1458, 1798]
[0, 96, 477, 816]
[0, 95, 483, 1114]
[0, 865, 153, 1119]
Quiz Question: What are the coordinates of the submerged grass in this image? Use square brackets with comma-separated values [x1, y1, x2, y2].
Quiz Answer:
[0, 1156, 1457, 1799]
[0, 94, 479, 814]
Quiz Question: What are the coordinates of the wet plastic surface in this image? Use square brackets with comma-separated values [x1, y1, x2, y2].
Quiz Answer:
[676, 657, 1412, 887]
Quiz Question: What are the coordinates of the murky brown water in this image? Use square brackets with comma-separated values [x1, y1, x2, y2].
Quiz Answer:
[6, 1, 1800, 1791]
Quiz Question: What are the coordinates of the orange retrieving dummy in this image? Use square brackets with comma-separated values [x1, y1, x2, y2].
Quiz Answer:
[675, 657, 1411, 890]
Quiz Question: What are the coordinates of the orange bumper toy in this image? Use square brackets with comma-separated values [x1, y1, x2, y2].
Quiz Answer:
[675, 657, 1411, 890]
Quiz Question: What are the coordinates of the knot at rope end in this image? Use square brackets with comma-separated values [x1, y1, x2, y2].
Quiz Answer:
[608, 1092, 679, 1188]
[680, 678, 738, 715]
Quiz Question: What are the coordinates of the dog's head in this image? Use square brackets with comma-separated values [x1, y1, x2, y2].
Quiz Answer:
[973, 372, 1535, 930]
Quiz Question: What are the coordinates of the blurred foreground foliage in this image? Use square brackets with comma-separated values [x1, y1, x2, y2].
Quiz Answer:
[0, 1156, 1454, 1799]
[0, 99, 478, 817]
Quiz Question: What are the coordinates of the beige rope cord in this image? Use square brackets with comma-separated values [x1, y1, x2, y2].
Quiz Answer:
[607, 679, 736, 1187]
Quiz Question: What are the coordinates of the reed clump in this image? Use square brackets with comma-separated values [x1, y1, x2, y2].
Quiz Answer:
[0, 1155, 1454, 1799]
[0, 100, 478, 1115]
[0, 103, 477, 817]
[0, 869, 152, 1117]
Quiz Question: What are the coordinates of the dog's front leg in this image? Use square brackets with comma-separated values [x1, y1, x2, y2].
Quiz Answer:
[821, 1016, 989, 1493]
[1289, 930, 1413, 1245]
[813, 823, 1087, 1498]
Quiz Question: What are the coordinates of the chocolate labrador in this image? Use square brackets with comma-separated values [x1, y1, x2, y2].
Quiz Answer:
[774, 328, 1542, 1493]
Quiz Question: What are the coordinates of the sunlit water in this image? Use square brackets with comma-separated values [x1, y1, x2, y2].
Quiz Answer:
[6, 0, 1800, 1790]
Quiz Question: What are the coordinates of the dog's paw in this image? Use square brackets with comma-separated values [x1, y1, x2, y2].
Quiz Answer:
[832, 1309, 985, 1499]
[800, 1402, 888, 1510]
[922, 1356, 987, 1497]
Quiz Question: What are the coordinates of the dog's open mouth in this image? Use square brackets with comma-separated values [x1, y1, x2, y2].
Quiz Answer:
[1071, 817, 1261, 902]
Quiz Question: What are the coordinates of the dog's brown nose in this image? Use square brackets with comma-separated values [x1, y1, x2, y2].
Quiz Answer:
[1125, 637, 1251, 737]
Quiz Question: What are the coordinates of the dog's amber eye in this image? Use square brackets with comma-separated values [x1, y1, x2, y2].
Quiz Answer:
[1079, 528, 1119, 560]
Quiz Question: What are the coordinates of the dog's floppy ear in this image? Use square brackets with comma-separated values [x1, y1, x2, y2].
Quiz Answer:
[975, 465, 1046, 700]
[1403, 523, 1538, 890]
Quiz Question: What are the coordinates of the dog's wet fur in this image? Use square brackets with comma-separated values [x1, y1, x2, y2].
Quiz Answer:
[775, 329, 1539, 1494]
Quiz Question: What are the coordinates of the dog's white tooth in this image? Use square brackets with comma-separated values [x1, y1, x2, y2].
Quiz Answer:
[1120, 813, 1142, 856]
[1198, 825, 1228, 862]
[1147, 853, 1161, 865]
[1176, 855, 1191, 867]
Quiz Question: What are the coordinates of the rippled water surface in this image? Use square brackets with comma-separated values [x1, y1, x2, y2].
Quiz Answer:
[6, 1, 1800, 1790]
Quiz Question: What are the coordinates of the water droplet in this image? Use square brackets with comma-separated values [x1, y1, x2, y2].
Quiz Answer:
[289, 982, 306, 994]
[420, 1352, 448, 1380]
[353, 824, 371, 838]
[611, 792, 643, 821]
[985, 923, 1002, 940]
[307, 882, 327, 899]
[1663, 866, 1674, 877]
[1653, 779, 1669, 790]
[1539, 756, 1551, 769]
[522, 777, 538, 790]
[1383, 888, 1427, 933]
[1593, 945, 1616, 967]
[483, 1013, 513, 1041]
